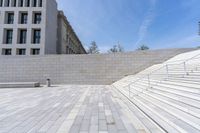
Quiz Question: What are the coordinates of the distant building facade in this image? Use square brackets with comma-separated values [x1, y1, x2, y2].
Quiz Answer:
[0, 0, 86, 56]
[57, 11, 86, 54]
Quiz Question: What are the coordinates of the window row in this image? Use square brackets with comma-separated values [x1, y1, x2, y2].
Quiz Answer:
[0, 0, 43, 7]
[66, 46, 76, 54]
[1, 48, 40, 55]
[5, 11, 41, 24]
[3, 29, 41, 44]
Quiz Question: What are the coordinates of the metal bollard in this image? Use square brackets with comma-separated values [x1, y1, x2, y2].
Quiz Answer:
[166, 64, 169, 80]
[148, 74, 150, 88]
[128, 84, 131, 98]
[46, 79, 51, 87]
[183, 62, 186, 74]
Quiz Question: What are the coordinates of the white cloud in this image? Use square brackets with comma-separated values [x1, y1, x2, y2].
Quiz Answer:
[135, 0, 157, 46]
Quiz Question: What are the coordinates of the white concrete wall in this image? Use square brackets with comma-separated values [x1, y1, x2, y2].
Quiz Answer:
[0, 48, 194, 85]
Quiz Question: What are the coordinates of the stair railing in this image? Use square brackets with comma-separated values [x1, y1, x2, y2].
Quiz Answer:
[128, 52, 200, 98]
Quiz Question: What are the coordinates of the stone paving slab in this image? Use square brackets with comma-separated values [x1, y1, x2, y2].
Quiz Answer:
[0, 85, 155, 133]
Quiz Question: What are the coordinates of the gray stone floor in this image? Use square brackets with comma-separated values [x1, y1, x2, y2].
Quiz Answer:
[0, 85, 141, 133]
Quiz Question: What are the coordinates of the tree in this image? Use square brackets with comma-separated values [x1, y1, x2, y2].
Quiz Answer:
[87, 41, 100, 54]
[137, 44, 150, 50]
[108, 44, 124, 53]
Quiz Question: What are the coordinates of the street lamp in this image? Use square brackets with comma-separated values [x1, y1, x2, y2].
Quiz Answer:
[199, 22, 200, 35]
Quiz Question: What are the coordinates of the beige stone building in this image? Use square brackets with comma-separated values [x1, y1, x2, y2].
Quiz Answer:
[0, 0, 86, 56]
[57, 11, 86, 54]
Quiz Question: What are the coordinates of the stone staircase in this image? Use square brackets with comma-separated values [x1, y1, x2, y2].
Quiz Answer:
[113, 50, 200, 133]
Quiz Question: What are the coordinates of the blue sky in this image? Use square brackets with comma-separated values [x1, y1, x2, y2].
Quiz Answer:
[57, 0, 200, 52]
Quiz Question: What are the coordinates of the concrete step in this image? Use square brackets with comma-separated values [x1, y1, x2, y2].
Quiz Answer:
[126, 84, 198, 131]
[166, 77, 200, 84]
[167, 69, 200, 72]
[166, 74, 200, 80]
[144, 67, 200, 75]
[164, 65, 199, 69]
[145, 91, 200, 118]
[135, 96, 200, 133]
[138, 80, 200, 101]
[110, 86, 165, 133]
[138, 93, 200, 131]
[138, 78, 200, 97]
[166, 78, 200, 85]
[169, 72, 200, 76]
[131, 94, 200, 133]
[133, 83, 200, 109]
[132, 85, 200, 118]
[113, 50, 200, 132]
[133, 81, 200, 108]
[152, 79, 200, 93]
[167, 72, 200, 76]
[141, 78, 200, 93]
[115, 88, 182, 133]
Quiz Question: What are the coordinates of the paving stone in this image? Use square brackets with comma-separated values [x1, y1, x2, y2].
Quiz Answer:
[107, 125, 118, 133]
[89, 125, 98, 133]
[0, 85, 165, 133]
[91, 115, 98, 125]
[69, 124, 81, 133]
[99, 120, 108, 131]
[80, 120, 90, 131]
[99, 112, 106, 120]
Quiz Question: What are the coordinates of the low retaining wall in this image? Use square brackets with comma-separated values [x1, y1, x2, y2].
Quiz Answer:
[0, 48, 194, 85]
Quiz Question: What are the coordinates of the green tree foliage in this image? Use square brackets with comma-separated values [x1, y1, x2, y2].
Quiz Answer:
[108, 44, 124, 53]
[137, 45, 150, 50]
[87, 41, 100, 54]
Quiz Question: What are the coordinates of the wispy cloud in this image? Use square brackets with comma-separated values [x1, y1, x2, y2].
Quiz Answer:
[135, 0, 157, 46]
[57, 0, 199, 51]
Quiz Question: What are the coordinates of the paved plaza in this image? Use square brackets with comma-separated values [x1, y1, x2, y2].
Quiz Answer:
[0, 85, 152, 133]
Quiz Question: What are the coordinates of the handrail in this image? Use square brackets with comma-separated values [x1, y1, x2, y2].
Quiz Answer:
[163, 56, 200, 67]
[127, 52, 200, 88]
[164, 52, 200, 64]
[128, 65, 166, 87]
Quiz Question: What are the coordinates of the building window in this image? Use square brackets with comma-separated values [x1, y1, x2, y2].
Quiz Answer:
[20, 12, 28, 24]
[66, 46, 69, 54]
[16, 49, 26, 55]
[32, 0, 37, 7]
[5, 30, 13, 44]
[18, 29, 27, 44]
[6, 12, 14, 24]
[32, 29, 41, 44]
[25, 0, 30, 7]
[66, 34, 69, 41]
[5, 0, 10, 7]
[18, 0, 24, 7]
[31, 48, 40, 55]
[39, 0, 42, 7]
[11, 0, 17, 7]
[0, 0, 3, 7]
[33, 12, 41, 24]
[2, 49, 12, 55]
